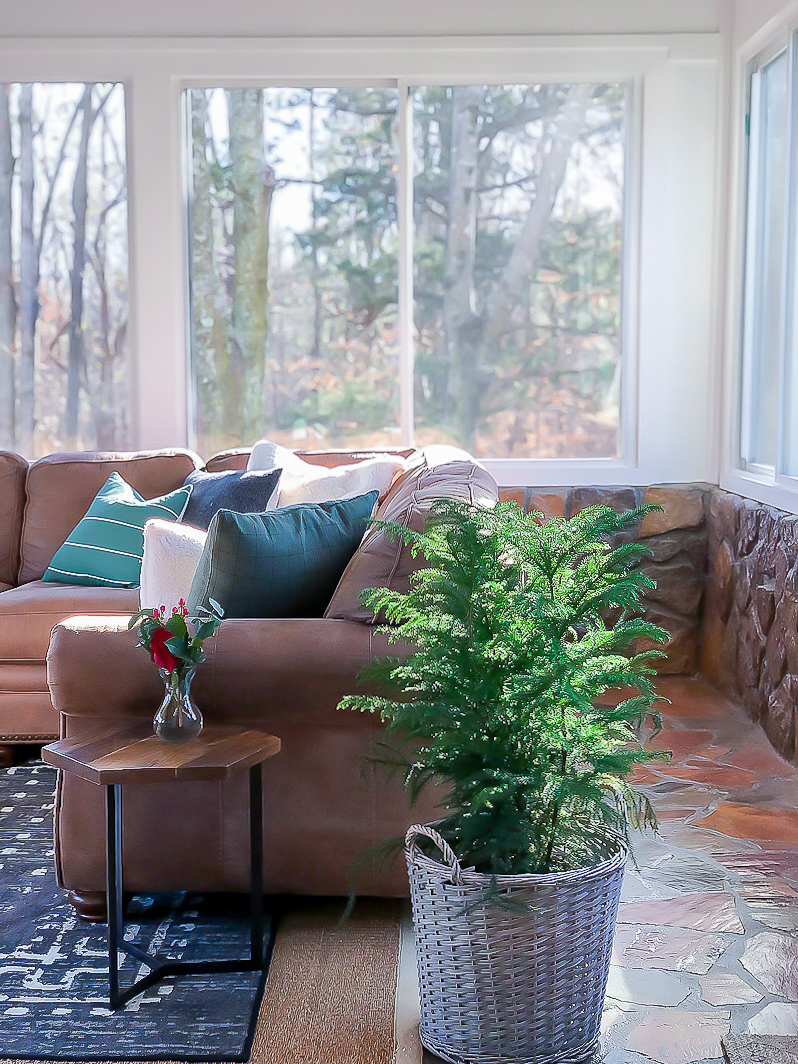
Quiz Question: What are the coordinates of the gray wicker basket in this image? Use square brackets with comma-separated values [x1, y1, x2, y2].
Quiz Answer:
[405, 823, 627, 1064]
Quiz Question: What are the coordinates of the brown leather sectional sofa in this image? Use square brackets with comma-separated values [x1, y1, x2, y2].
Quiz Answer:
[2, 443, 497, 915]
[0, 449, 200, 756]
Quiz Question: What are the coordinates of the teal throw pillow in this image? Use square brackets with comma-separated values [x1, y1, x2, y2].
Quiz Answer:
[187, 491, 379, 619]
[43, 472, 192, 588]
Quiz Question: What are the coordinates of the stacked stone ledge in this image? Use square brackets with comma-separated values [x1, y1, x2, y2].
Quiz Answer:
[497, 484, 710, 676]
[701, 488, 798, 762]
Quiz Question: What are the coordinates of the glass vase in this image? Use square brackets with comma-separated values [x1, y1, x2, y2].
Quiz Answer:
[153, 666, 203, 742]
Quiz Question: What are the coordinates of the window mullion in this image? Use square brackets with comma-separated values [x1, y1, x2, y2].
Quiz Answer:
[129, 70, 188, 449]
[739, 67, 762, 470]
[397, 79, 414, 448]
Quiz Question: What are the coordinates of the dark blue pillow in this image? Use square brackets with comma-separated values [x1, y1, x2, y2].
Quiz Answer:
[181, 468, 282, 530]
[187, 491, 379, 619]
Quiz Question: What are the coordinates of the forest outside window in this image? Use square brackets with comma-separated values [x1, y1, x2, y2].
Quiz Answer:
[187, 82, 628, 461]
[0, 83, 129, 458]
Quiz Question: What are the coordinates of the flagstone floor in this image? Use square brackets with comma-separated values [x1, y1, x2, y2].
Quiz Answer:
[407, 675, 798, 1064]
[599, 675, 798, 1064]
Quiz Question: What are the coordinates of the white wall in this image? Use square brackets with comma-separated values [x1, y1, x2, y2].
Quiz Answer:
[3, 0, 724, 39]
[733, 0, 792, 47]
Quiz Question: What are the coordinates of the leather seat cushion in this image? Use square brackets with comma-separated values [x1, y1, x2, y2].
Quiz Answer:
[0, 581, 138, 662]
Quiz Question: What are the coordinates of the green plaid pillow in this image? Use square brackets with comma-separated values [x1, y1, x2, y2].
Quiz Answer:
[187, 491, 378, 619]
[43, 472, 192, 588]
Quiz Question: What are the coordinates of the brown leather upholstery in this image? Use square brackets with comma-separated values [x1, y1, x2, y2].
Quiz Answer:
[0, 582, 139, 741]
[205, 446, 413, 473]
[42, 445, 486, 900]
[0, 449, 199, 745]
[0, 451, 27, 586]
[0, 684, 57, 742]
[326, 445, 499, 623]
[19, 450, 201, 584]
[204, 449, 249, 472]
[49, 616, 438, 897]
[0, 581, 139, 662]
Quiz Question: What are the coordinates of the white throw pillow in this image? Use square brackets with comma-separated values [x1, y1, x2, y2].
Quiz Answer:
[247, 439, 405, 506]
[139, 519, 208, 612]
[247, 440, 295, 475]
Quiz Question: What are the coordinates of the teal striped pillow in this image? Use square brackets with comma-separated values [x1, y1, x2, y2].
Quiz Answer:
[43, 472, 192, 589]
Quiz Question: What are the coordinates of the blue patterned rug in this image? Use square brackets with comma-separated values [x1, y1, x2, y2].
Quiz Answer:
[0, 760, 270, 1061]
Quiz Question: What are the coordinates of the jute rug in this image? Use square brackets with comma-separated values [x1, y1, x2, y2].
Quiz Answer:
[2, 897, 404, 1064]
[252, 898, 402, 1064]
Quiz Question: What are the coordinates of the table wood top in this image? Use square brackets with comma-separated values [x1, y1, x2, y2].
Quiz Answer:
[42, 725, 281, 785]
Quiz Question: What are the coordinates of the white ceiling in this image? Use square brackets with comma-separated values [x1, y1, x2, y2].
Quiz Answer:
[4, 0, 725, 39]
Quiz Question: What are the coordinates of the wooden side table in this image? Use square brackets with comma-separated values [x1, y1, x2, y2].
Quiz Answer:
[43, 725, 281, 1010]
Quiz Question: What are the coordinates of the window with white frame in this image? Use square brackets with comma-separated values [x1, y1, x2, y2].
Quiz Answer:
[0, 82, 129, 458]
[0, 36, 718, 483]
[186, 82, 628, 461]
[738, 39, 798, 492]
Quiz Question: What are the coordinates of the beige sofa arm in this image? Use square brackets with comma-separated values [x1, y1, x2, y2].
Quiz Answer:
[47, 615, 401, 730]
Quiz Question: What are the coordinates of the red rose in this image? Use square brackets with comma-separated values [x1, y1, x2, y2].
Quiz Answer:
[150, 627, 179, 673]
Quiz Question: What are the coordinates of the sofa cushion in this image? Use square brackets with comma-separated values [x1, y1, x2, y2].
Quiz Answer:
[181, 468, 281, 530]
[325, 446, 499, 624]
[43, 473, 192, 588]
[20, 449, 200, 585]
[204, 449, 250, 473]
[0, 580, 138, 662]
[140, 519, 208, 612]
[206, 446, 413, 474]
[188, 491, 379, 619]
[0, 451, 27, 586]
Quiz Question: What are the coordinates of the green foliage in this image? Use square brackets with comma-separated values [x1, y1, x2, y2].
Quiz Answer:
[340, 500, 670, 876]
[128, 598, 224, 671]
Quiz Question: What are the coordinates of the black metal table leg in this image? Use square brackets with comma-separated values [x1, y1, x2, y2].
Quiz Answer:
[103, 771, 272, 1011]
[249, 763, 264, 967]
[105, 783, 123, 1009]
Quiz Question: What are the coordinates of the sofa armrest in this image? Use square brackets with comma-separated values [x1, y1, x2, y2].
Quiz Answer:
[47, 615, 402, 730]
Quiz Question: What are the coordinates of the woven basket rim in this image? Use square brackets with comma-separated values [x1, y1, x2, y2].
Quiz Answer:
[406, 821, 628, 889]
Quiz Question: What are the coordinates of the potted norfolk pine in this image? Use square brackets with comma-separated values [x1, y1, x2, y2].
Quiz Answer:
[341, 499, 670, 1064]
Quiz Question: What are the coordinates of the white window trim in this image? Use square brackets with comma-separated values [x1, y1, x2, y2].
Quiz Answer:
[0, 34, 720, 487]
[723, 19, 798, 515]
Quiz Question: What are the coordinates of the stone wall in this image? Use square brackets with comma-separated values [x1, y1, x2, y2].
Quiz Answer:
[498, 484, 709, 674]
[702, 489, 798, 761]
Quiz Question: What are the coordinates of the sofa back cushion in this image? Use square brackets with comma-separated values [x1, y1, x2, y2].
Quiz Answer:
[324, 445, 499, 624]
[0, 451, 27, 586]
[204, 449, 250, 472]
[19, 450, 200, 584]
[204, 446, 413, 474]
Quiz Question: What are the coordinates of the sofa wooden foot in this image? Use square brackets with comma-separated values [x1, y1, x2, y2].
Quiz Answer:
[68, 889, 107, 923]
[0, 744, 16, 768]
